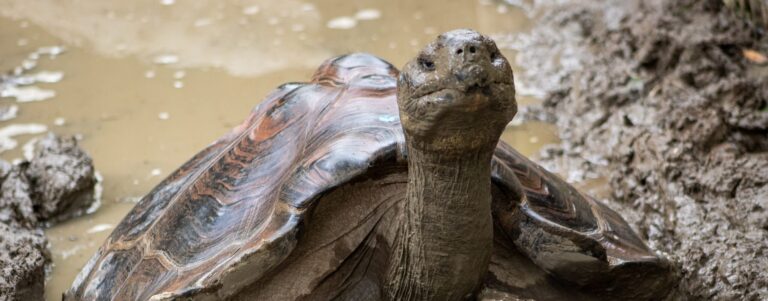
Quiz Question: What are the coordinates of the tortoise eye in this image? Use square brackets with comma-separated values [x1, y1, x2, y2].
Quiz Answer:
[418, 57, 435, 71]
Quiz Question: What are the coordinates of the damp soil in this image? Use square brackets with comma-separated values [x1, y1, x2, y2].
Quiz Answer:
[0, 1, 557, 300]
[0, 134, 97, 301]
[504, 0, 768, 299]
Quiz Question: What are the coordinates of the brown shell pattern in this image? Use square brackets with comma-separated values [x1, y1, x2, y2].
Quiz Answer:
[66, 53, 666, 300]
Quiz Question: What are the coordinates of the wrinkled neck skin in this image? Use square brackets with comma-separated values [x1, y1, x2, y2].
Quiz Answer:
[385, 141, 495, 301]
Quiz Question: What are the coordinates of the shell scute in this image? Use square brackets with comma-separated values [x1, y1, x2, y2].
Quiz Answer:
[67, 53, 401, 300]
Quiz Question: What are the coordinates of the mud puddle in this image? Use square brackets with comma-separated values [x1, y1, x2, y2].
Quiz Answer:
[0, 0, 559, 299]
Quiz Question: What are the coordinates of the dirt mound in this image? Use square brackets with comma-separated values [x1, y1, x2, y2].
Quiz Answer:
[0, 223, 48, 301]
[506, 0, 768, 299]
[0, 134, 98, 300]
[26, 133, 98, 225]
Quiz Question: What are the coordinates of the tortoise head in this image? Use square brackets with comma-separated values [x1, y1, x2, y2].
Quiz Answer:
[397, 29, 516, 155]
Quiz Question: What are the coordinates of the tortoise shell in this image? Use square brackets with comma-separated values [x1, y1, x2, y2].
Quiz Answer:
[66, 54, 671, 301]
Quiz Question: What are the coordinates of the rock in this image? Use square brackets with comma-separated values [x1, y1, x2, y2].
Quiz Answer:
[25, 133, 97, 225]
[0, 133, 98, 300]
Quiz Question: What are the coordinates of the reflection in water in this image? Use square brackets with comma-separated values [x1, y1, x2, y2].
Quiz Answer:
[0, 1, 551, 300]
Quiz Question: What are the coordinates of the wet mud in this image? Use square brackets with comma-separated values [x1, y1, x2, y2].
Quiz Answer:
[0, 134, 97, 300]
[0, 223, 48, 301]
[26, 134, 99, 226]
[506, 0, 767, 299]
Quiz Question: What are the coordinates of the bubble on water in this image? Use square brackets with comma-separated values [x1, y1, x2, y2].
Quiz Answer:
[173, 70, 186, 79]
[497, 4, 509, 14]
[53, 117, 66, 126]
[2, 69, 63, 95]
[158, 112, 170, 120]
[32, 71, 64, 83]
[388, 42, 397, 49]
[529, 136, 539, 143]
[327, 16, 357, 29]
[424, 27, 437, 35]
[89, 171, 104, 214]
[17, 39, 28, 46]
[144, 70, 156, 78]
[268, 17, 280, 26]
[291, 24, 305, 32]
[150, 168, 162, 177]
[22, 137, 38, 161]
[160, 0, 175, 6]
[117, 196, 143, 203]
[242, 5, 260, 15]
[36, 46, 65, 57]
[0, 123, 48, 153]
[153, 54, 179, 65]
[355, 9, 381, 21]
[1, 86, 56, 102]
[0, 105, 18, 122]
[86, 224, 114, 234]
[173, 80, 184, 88]
[21, 59, 36, 70]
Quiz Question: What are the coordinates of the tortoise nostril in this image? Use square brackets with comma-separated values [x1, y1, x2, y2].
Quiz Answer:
[456, 49, 463, 55]
[469, 46, 476, 53]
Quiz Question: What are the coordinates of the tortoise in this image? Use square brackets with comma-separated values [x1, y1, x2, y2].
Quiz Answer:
[66, 29, 674, 301]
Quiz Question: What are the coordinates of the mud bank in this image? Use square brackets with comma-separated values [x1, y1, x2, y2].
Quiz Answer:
[0, 134, 97, 300]
[505, 0, 768, 299]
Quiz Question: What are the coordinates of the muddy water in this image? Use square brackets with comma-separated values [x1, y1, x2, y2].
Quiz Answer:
[0, 0, 555, 299]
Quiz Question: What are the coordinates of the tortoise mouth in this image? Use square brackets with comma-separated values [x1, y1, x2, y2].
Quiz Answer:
[409, 80, 513, 101]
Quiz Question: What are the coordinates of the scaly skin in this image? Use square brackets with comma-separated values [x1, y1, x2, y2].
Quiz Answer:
[385, 29, 517, 300]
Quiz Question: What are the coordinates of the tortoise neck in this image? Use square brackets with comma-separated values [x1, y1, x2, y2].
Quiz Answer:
[386, 143, 494, 300]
